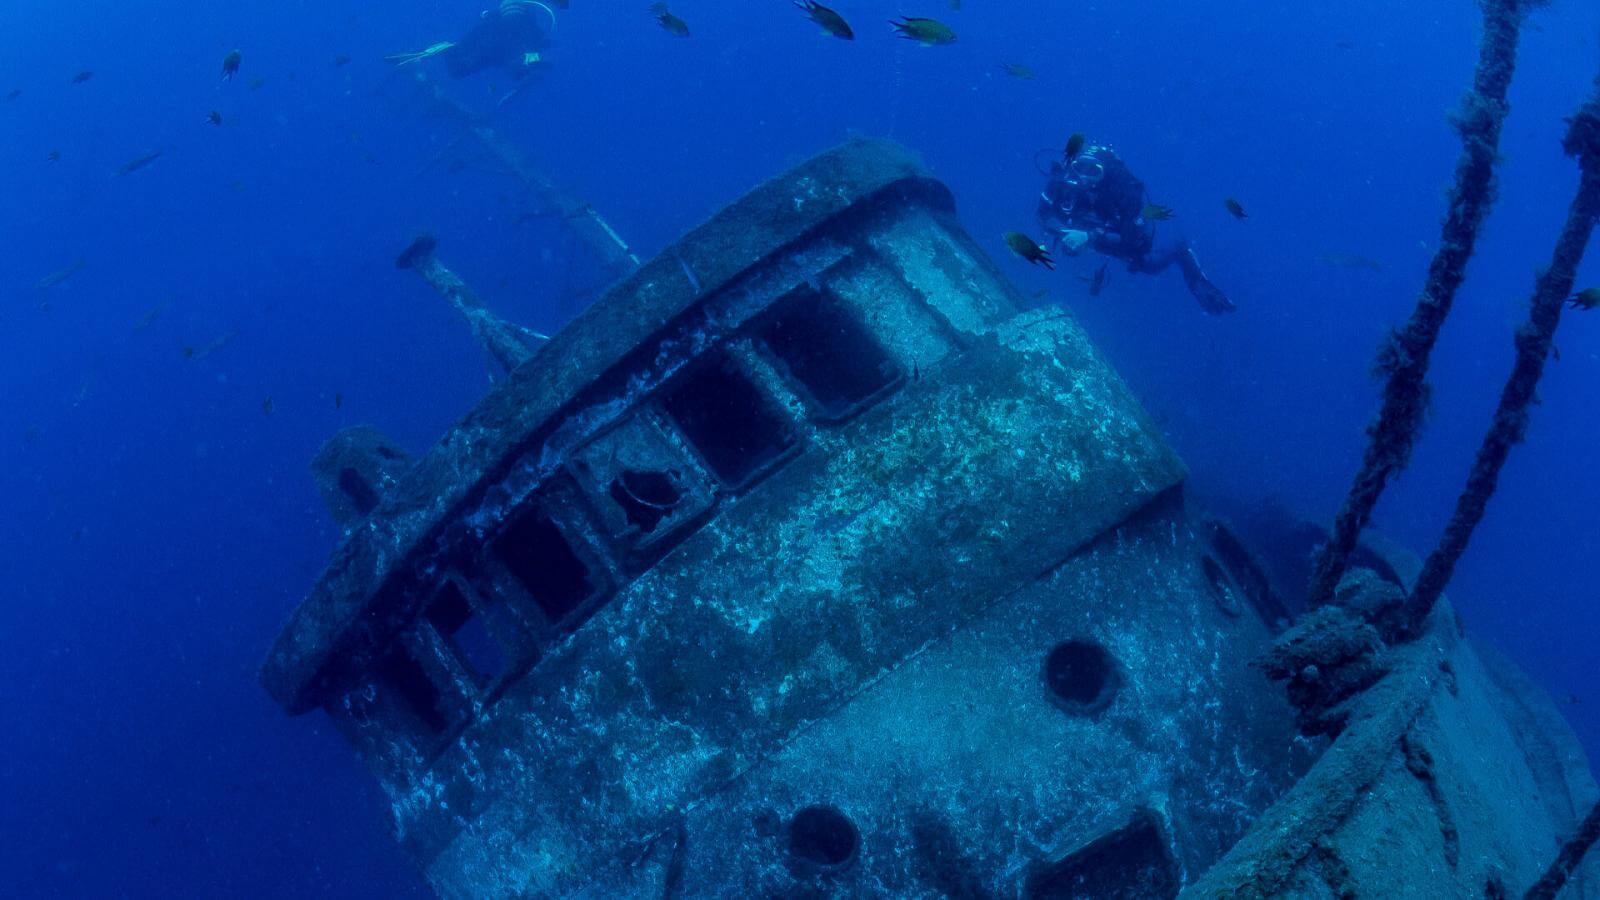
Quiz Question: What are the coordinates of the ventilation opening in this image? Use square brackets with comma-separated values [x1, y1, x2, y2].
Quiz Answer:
[759, 288, 899, 421]
[426, 581, 509, 684]
[1024, 812, 1179, 899]
[608, 469, 683, 534]
[787, 804, 859, 872]
[375, 647, 450, 736]
[338, 467, 380, 516]
[494, 507, 594, 624]
[660, 351, 794, 488]
[1203, 556, 1243, 617]
[1043, 640, 1120, 716]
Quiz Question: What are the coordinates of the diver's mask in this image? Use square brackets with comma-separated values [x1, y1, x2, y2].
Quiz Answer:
[499, 0, 558, 29]
[1066, 149, 1106, 187]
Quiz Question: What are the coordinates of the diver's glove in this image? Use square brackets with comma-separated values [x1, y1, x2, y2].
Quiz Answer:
[1059, 229, 1090, 255]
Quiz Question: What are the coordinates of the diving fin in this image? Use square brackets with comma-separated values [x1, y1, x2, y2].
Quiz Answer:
[1179, 248, 1236, 315]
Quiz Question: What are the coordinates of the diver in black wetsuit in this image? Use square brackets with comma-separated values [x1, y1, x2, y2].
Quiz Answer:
[428, 1, 555, 79]
[1037, 141, 1236, 314]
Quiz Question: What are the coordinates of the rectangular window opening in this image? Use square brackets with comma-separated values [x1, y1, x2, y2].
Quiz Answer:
[1024, 811, 1179, 900]
[374, 646, 451, 737]
[660, 350, 795, 488]
[426, 581, 510, 685]
[759, 287, 899, 421]
[607, 468, 685, 536]
[493, 506, 595, 624]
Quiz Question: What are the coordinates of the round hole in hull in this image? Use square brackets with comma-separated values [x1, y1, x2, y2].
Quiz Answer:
[787, 804, 859, 871]
[1043, 640, 1120, 716]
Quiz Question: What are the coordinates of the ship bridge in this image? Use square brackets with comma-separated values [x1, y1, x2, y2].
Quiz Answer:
[262, 140, 1596, 899]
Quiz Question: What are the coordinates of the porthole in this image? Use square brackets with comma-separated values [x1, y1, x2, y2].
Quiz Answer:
[1043, 640, 1120, 716]
[787, 804, 860, 872]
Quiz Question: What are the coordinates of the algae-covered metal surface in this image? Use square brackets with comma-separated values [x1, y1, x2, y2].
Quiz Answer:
[263, 139, 1598, 898]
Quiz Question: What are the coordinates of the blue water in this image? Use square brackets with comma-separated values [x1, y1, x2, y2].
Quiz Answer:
[2, 1, 1597, 895]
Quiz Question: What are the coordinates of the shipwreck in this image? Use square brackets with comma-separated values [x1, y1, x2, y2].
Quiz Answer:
[261, 133, 1599, 897]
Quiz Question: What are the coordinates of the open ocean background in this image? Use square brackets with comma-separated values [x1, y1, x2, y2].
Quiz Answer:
[2, 1, 1597, 895]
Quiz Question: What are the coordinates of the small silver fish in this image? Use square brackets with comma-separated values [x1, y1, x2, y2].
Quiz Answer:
[117, 150, 163, 176]
[36, 259, 85, 290]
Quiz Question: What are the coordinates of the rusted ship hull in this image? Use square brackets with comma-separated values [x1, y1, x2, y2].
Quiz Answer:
[263, 140, 1597, 898]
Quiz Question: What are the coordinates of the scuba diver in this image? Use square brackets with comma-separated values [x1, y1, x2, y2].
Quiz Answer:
[389, 1, 556, 80]
[1038, 139, 1236, 314]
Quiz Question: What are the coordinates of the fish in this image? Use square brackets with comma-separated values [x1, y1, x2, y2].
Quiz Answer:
[133, 302, 168, 331]
[796, 1, 853, 40]
[1003, 232, 1055, 270]
[46, 149, 60, 162]
[117, 150, 162, 175]
[1063, 132, 1085, 162]
[1142, 203, 1175, 221]
[4, 88, 19, 101]
[948, 0, 961, 9]
[1080, 262, 1110, 297]
[248, 76, 266, 91]
[222, 49, 242, 81]
[889, 17, 956, 45]
[332, 54, 352, 67]
[1316, 252, 1385, 272]
[198, 333, 239, 359]
[1567, 287, 1600, 311]
[72, 366, 97, 406]
[650, 4, 691, 37]
[72, 70, 93, 84]
[35, 259, 85, 290]
[334, 392, 344, 410]
[205, 110, 222, 126]
[999, 63, 1036, 79]
[184, 329, 238, 361]
[1225, 197, 1248, 219]
[262, 396, 274, 416]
